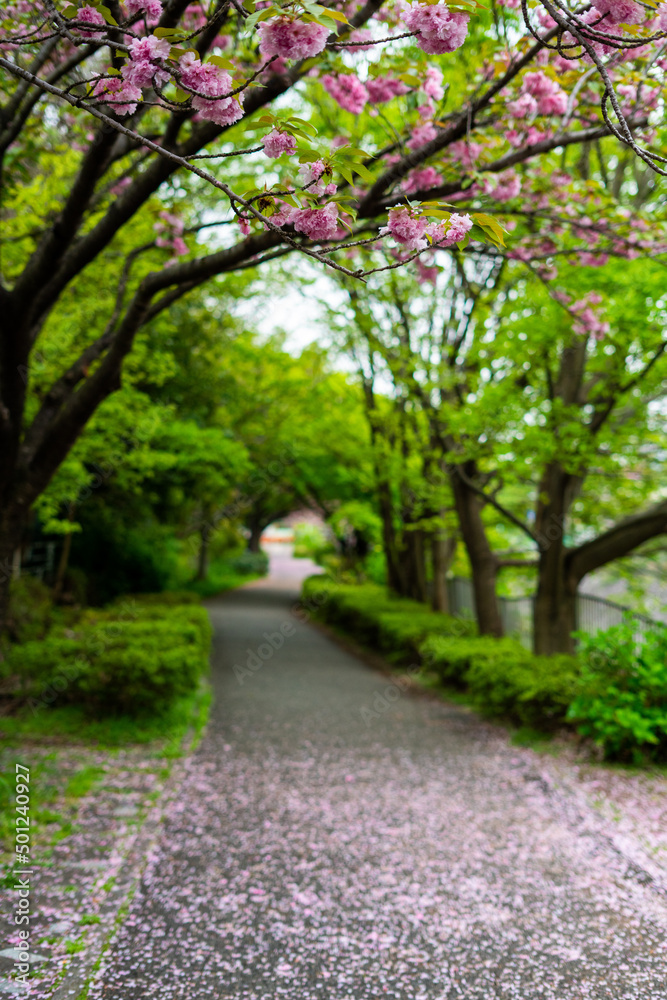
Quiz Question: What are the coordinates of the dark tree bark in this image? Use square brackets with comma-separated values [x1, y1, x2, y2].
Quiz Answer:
[52, 502, 76, 602]
[377, 481, 406, 595]
[450, 464, 503, 637]
[533, 460, 667, 653]
[247, 522, 264, 554]
[431, 532, 456, 613]
[0, 502, 28, 638]
[196, 522, 210, 581]
[403, 528, 428, 603]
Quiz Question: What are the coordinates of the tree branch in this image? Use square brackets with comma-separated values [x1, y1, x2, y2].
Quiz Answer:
[566, 498, 667, 582]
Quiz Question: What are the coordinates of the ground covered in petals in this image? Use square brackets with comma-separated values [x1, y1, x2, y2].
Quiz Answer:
[81, 556, 667, 999]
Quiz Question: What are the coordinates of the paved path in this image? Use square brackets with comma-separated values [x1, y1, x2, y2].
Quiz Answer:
[92, 554, 667, 999]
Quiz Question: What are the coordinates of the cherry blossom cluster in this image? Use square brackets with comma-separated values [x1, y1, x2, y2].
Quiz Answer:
[381, 207, 473, 251]
[2, 0, 667, 282]
[553, 291, 611, 340]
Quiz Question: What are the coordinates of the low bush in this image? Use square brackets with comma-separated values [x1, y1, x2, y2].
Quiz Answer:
[7, 601, 211, 715]
[568, 624, 667, 762]
[5, 576, 55, 644]
[466, 650, 578, 727]
[228, 550, 269, 576]
[109, 590, 201, 607]
[419, 635, 523, 682]
[293, 523, 333, 561]
[302, 577, 475, 661]
[420, 633, 577, 726]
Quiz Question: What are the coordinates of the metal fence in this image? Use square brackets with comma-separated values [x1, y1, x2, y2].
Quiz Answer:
[20, 540, 58, 583]
[447, 576, 663, 649]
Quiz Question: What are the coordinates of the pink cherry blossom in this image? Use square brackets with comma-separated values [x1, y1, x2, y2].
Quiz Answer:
[178, 53, 244, 126]
[298, 159, 327, 194]
[448, 139, 483, 168]
[347, 27, 375, 49]
[381, 208, 428, 251]
[76, 5, 105, 37]
[423, 66, 444, 101]
[426, 212, 473, 246]
[125, 0, 163, 17]
[401, 2, 469, 54]
[155, 210, 188, 259]
[508, 92, 538, 119]
[291, 203, 339, 241]
[406, 122, 438, 151]
[578, 251, 609, 266]
[258, 18, 329, 61]
[93, 76, 142, 115]
[322, 73, 368, 114]
[571, 293, 609, 339]
[365, 75, 409, 105]
[483, 170, 521, 201]
[266, 200, 294, 228]
[522, 71, 568, 115]
[594, 0, 642, 23]
[404, 165, 442, 193]
[123, 35, 170, 89]
[416, 257, 440, 283]
[262, 128, 297, 158]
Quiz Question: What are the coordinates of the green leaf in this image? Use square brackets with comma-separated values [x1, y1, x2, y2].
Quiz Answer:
[97, 4, 117, 25]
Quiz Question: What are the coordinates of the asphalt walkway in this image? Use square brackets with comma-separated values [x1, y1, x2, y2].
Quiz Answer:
[91, 551, 667, 999]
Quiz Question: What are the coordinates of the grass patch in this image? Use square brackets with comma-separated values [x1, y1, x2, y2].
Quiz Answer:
[65, 766, 106, 799]
[511, 726, 557, 749]
[0, 680, 211, 748]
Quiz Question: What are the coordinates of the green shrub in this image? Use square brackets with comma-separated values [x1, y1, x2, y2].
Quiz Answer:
[293, 523, 333, 561]
[567, 624, 667, 762]
[6, 576, 54, 644]
[419, 635, 519, 682]
[466, 650, 578, 727]
[377, 611, 475, 660]
[7, 603, 211, 715]
[302, 577, 475, 660]
[109, 590, 201, 607]
[228, 550, 269, 576]
[421, 631, 578, 726]
[69, 510, 181, 604]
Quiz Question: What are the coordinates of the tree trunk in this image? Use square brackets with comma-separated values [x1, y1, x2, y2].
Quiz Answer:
[533, 559, 578, 655]
[431, 533, 456, 613]
[450, 466, 503, 636]
[532, 462, 575, 655]
[52, 532, 73, 602]
[247, 522, 263, 554]
[404, 528, 428, 603]
[377, 480, 406, 595]
[53, 502, 76, 602]
[0, 505, 26, 638]
[196, 523, 210, 581]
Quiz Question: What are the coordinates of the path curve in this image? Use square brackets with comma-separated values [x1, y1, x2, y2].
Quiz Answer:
[92, 551, 667, 999]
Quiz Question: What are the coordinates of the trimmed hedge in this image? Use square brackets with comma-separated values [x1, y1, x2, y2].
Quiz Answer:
[108, 590, 202, 607]
[7, 601, 211, 715]
[303, 576, 578, 729]
[302, 577, 476, 660]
